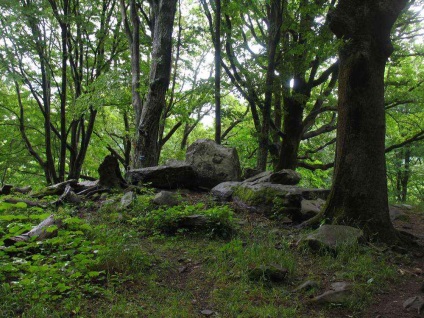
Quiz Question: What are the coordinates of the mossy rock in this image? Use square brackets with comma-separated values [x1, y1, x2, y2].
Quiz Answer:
[303, 225, 364, 252]
[248, 264, 288, 283]
[232, 182, 302, 218]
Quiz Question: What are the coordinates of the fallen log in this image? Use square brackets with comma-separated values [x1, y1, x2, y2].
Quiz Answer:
[32, 180, 78, 199]
[3, 214, 61, 246]
[13, 186, 32, 195]
[51, 184, 82, 205]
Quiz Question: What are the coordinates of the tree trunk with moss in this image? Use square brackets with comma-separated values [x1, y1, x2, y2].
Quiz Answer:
[323, 0, 408, 242]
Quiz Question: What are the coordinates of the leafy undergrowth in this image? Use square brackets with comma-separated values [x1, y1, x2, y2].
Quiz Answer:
[0, 193, 405, 317]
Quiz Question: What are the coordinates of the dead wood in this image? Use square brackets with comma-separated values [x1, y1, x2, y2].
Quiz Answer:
[52, 185, 82, 206]
[4, 214, 61, 246]
[32, 180, 78, 199]
[98, 155, 127, 189]
[13, 186, 32, 194]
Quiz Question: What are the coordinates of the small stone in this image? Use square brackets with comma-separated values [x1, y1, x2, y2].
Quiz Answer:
[120, 191, 135, 209]
[414, 252, 424, 258]
[178, 266, 188, 274]
[152, 191, 179, 207]
[248, 264, 288, 283]
[293, 280, 319, 292]
[331, 281, 352, 291]
[312, 281, 353, 305]
[403, 296, 424, 314]
[200, 309, 214, 316]
[413, 268, 423, 275]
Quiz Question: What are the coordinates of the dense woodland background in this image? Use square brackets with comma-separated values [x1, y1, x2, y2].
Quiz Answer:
[0, 0, 423, 203]
[1, 1, 424, 317]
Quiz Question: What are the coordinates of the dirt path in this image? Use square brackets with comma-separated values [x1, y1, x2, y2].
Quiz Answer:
[362, 209, 424, 318]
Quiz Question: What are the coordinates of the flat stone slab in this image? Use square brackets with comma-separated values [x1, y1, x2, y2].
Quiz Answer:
[243, 169, 301, 185]
[126, 164, 197, 189]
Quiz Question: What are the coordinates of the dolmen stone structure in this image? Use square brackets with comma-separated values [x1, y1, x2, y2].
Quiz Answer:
[126, 139, 329, 223]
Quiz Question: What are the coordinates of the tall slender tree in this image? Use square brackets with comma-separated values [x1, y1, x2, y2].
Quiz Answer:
[214, 0, 222, 145]
[133, 0, 178, 167]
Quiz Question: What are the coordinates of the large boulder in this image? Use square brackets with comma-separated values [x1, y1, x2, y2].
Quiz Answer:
[126, 164, 197, 189]
[186, 139, 242, 189]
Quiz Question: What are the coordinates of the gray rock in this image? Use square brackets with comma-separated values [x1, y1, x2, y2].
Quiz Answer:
[242, 167, 261, 180]
[232, 182, 303, 221]
[248, 264, 288, 283]
[126, 164, 197, 189]
[160, 215, 211, 234]
[211, 181, 241, 202]
[120, 191, 135, 209]
[397, 204, 413, 210]
[186, 139, 241, 189]
[152, 191, 179, 207]
[270, 169, 301, 185]
[243, 171, 273, 184]
[330, 281, 351, 291]
[312, 282, 353, 304]
[301, 198, 325, 220]
[300, 188, 330, 200]
[304, 225, 364, 252]
[164, 159, 187, 167]
[243, 169, 301, 185]
[200, 309, 214, 316]
[403, 296, 424, 314]
[389, 205, 405, 221]
[293, 280, 320, 292]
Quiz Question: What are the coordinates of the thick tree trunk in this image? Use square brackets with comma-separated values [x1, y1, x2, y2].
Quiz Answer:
[323, 0, 408, 242]
[134, 0, 177, 168]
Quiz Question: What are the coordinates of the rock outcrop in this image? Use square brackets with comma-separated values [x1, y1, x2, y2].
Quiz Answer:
[127, 164, 197, 189]
[211, 169, 329, 223]
[186, 139, 242, 189]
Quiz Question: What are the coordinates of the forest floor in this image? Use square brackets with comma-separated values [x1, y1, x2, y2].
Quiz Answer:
[362, 211, 424, 318]
[0, 190, 423, 318]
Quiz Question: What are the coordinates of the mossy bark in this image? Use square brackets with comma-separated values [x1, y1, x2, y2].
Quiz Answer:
[323, 0, 408, 243]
